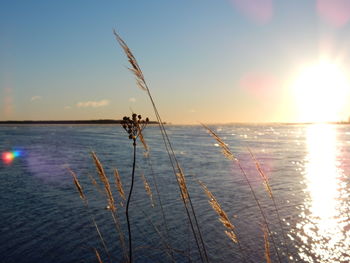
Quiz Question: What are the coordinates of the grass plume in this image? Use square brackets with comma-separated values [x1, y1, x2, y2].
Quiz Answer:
[91, 151, 116, 212]
[176, 168, 189, 202]
[115, 30, 209, 262]
[69, 169, 85, 201]
[263, 225, 272, 263]
[198, 180, 237, 243]
[248, 147, 291, 259]
[202, 124, 283, 263]
[114, 168, 126, 201]
[69, 169, 111, 262]
[141, 173, 155, 208]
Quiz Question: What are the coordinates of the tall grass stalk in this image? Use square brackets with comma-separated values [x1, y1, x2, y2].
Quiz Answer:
[94, 248, 104, 263]
[91, 152, 128, 262]
[263, 225, 272, 263]
[145, 157, 174, 261]
[140, 210, 177, 262]
[248, 148, 291, 259]
[201, 124, 282, 263]
[114, 30, 209, 263]
[198, 180, 247, 263]
[69, 169, 112, 263]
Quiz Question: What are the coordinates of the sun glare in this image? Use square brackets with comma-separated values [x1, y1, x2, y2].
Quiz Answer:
[292, 61, 350, 123]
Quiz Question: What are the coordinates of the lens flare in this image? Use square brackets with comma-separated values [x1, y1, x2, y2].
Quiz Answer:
[1, 150, 22, 164]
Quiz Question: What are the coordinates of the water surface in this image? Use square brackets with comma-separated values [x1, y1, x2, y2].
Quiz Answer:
[1, 124, 350, 262]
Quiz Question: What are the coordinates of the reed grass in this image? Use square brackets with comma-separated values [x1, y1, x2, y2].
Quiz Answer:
[145, 156, 175, 261]
[69, 30, 296, 263]
[114, 30, 209, 263]
[201, 123, 283, 263]
[91, 152, 128, 262]
[91, 151, 116, 212]
[263, 225, 272, 263]
[140, 173, 155, 208]
[68, 169, 111, 262]
[94, 248, 104, 263]
[114, 168, 126, 201]
[248, 147, 291, 259]
[198, 180, 237, 243]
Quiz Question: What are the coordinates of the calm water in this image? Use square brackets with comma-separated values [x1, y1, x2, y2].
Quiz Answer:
[1, 124, 350, 262]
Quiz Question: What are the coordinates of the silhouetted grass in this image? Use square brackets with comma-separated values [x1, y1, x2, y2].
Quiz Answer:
[69, 31, 293, 263]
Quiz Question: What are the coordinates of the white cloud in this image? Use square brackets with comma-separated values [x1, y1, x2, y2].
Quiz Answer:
[64, 106, 71, 110]
[76, 99, 110, 108]
[31, 96, 42, 101]
[129, 97, 136, 103]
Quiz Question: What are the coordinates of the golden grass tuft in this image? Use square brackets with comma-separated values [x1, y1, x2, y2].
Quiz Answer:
[198, 180, 237, 243]
[141, 173, 155, 207]
[201, 123, 235, 161]
[91, 151, 116, 211]
[248, 148, 273, 199]
[136, 122, 149, 153]
[113, 30, 147, 92]
[114, 168, 126, 201]
[68, 169, 85, 201]
[176, 168, 189, 202]
[263, 225, 272, 263]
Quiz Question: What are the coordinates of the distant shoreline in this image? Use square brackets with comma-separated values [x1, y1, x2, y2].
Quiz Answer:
[0, 120, 348, 125]
[0, 120, 160, 125]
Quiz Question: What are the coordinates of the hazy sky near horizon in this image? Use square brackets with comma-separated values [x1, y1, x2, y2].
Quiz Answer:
[2, 0, 350, 124]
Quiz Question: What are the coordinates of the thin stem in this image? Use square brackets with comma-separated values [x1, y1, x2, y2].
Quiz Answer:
[126, 139, 137, 263]
[147, 157, 175, 261]
[234, 160, 282, 263]
[248, 148, 291, 260]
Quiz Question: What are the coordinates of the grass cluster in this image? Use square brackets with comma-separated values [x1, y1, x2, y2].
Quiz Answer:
[70, 31, 293, 263]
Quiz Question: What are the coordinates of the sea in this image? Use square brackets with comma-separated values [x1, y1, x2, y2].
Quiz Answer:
[1, 123, 350, 263]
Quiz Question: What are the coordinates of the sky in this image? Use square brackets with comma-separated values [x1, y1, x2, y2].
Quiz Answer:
[2, 0, 350, 124]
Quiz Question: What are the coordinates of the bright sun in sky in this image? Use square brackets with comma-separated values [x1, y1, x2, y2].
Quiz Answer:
[292, 60, 350, 123]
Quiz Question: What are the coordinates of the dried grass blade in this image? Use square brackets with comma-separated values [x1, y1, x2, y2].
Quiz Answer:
[198, 180, 237, 243]
[94, 248, 103, 263]
[263, 225, 272, 263]
[88, 174, 104, 195]
[136, 122, 149, 153]
[114, 168, 126, 200]
[248, 148, 273, 198]
[141, 173, 155, 207]
[176, 168, 189, 202]
[113, 30, 147, 91]
[68, 169, 85, 200]
[91, 151, 116, 211]
[201, 123, 235, 160]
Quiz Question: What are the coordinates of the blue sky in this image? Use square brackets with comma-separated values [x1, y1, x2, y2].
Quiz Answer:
[2, 0, 350, 123]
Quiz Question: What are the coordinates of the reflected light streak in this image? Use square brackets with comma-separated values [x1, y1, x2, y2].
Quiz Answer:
[297, 124, 350, 262]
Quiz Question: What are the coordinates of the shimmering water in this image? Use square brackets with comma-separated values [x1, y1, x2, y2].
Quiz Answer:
[1, 124, 350, 262]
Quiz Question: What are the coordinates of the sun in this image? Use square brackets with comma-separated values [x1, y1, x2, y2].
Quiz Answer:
[292, 60, 350, 123]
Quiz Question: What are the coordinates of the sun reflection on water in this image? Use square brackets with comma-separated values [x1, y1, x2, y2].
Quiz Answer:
[296, 124, 350, 262]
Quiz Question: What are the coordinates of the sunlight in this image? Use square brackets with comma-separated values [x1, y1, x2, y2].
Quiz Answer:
[292, 60, 350, 123]
[297, 124, 350, 262]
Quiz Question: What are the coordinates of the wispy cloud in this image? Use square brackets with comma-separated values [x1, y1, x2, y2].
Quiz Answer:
[129, 97, 136, 103]
[64, 106, 71, 110]
[31, 96, 42, 101]
[76, 99, 110, 108]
